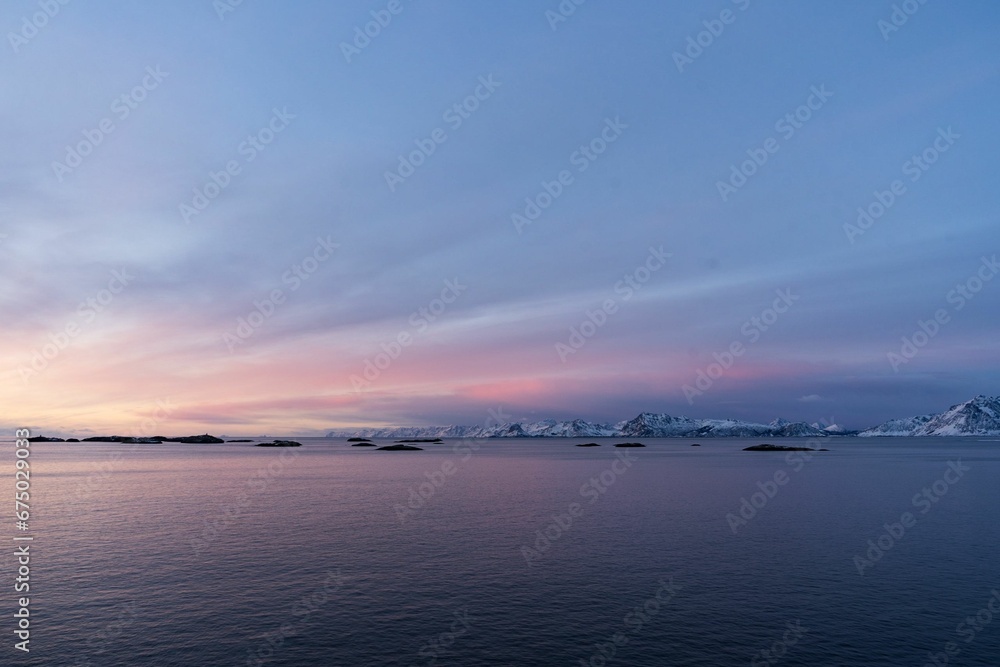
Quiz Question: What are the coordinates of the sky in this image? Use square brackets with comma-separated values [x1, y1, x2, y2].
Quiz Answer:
[3, 0, 999, 436]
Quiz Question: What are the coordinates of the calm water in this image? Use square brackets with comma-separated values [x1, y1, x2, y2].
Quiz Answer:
[5, 437, 1000, 666]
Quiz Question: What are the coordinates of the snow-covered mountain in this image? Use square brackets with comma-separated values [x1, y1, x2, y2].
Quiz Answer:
[860, 395, 1000, 437]
[330, 396, 1000, 438]
[616, 412, 700, 437]
[858, 415, 934, 437]
[612, 414, 827, 438]
[329, 413, 827, 439]
[330, 419, 618, 439]
[811, 422, 847, 434]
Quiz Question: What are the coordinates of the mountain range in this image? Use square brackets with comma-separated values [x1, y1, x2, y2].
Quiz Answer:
[329, 413, 835, 439]
[329, 395, 1000, 438]
[859, 395, 1000, 436]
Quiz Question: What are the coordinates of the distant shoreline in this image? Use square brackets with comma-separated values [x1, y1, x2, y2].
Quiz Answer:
[17, 433, 1000, 443]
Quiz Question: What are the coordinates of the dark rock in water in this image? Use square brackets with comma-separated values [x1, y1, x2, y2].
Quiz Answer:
[614, 442, 646, 448]
[66, 438, 80, 442]
[255, 440, 302, 447]
[227, 439, 253, 442]
[691, 443, 701, 446]
[347, 437, 372, 442]
[743, 444, 825, 452]
[77, 436, 156, 444]
[27, 436, 65, 442]
[165, 434, 225, 444]
[377, 444, 424, 451]
[576, 442, 601, 447]
[351, 443, 376, 447]
[395, 438, 442, 443]
[77, 435, 159, 443]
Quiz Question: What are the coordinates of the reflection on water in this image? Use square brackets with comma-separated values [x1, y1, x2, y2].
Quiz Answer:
[6, 437, 999, 666]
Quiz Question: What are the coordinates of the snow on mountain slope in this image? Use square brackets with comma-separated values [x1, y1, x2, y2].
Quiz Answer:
[860, 396, 1000, 436]
[329, 413, 827, 438]
[334, 395, 999, 438]
[915, 395, 1000, 436]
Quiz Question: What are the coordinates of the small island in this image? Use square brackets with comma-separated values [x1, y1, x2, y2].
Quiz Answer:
[377, 444, 424, 451]
[255, 440, 303, 447]
[347, 437, 373, 442]
[71, 436, 154, 443]
[575, 442, 601, 447]
[743, 444, 828, 452]
[350, 443, 377, 447]
[77, 434, 225, 444]
[614, 442, 646, 448]
[169, 434, 225, 444]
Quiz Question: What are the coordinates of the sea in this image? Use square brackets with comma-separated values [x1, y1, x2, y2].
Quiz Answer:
[4, 436, 999, 666]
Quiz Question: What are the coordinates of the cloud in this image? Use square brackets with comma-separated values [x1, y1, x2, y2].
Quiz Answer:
[4, 2, 999, 434]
